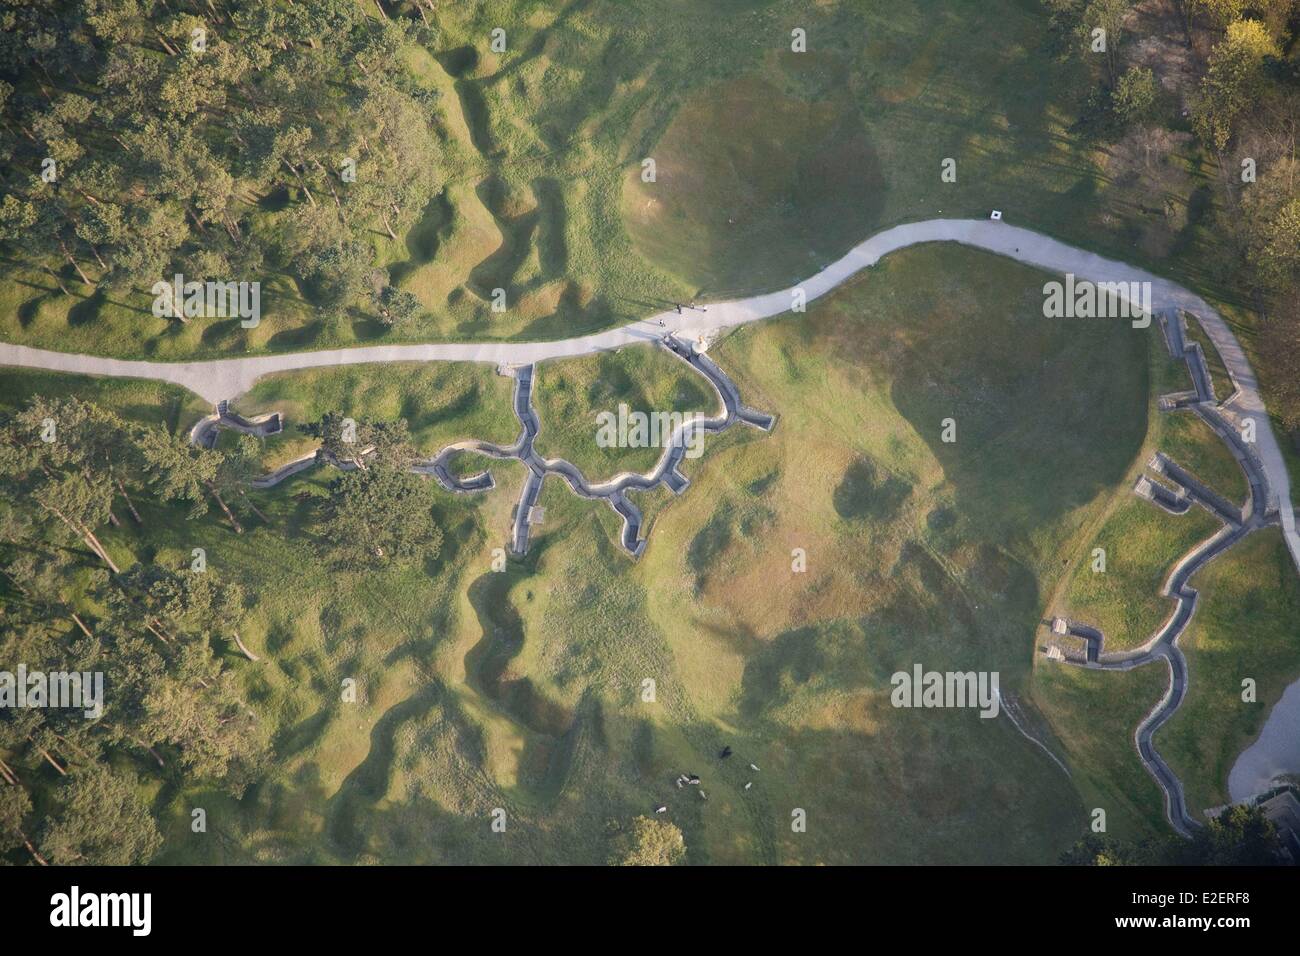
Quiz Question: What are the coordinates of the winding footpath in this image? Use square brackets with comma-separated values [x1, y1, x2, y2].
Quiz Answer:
[3, 217, 1298, 835]
[2, 219, 1294, 568]
[1048, 310, 1279, 836]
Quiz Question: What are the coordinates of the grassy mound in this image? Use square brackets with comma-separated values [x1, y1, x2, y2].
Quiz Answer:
[623, 68, 883, 295]
[1050, 342, 1249, 652]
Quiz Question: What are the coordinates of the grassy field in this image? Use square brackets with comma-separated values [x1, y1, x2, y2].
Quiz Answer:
[0, 238, 1163, 863]
[1049, 341, 1247, 652]
[0, 0, 1251, 364]
[1030, 661, 1171, 839]
[406, 241, 1149, 863]
[530, 345, 714, 478]
[632, 242, 1154, 862]
[1031, 350, 1298, 836]
[7, 235, 1293, 862]
[0, 363, 532, 863]
[233, 362, 520, 471]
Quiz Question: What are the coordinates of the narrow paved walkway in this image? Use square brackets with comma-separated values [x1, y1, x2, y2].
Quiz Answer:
[2, 218, 1293, 573]
[1044, 311, 1278, 837]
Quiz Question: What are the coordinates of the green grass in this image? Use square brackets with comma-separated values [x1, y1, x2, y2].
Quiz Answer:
[1158, 529, 1300, 816]
[235, 362, 520, 470]
[11, 242, 1129, 862]
[530, 345, 714, 478]
[5, 0, 1295, 864]
[1050, 337, 1248, 652]
[1060, 501, 1220, 651]
[624, 242, 1155, 862]
[7, 235, 1276, 863]
[0, 368, 210, 432]
[1029, 327, 1288, 840]
[1183, 318, 1235, 405]
[1030, 662, 1170, 840]
[0, 364, 523, 863]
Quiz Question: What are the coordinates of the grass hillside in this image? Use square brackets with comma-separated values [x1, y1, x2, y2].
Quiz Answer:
[530, 346, 715, 478]
[3, 0, 1296, 866]
[370, 241, 1150, 863]
[1048, 341, 1246, 653]
[234, 363, 520, 472]
[5, 236, 1293, 862]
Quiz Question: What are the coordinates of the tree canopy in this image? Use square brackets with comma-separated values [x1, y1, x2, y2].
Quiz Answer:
[0, 0, 440, 328]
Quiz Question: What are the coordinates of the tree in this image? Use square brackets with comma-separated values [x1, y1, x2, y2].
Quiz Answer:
[372, 284, 423, 329]
[1082, 0, 1132, 85]
[1239, 159, 1300, 293]
[139, 663, 268, 795]
[1060, 833, 1143, 865]
[1194, 19, 1281, 151]
[1112, 67, 1158, 125]
[609, 816, 686, 866]
[139, 427, 244, 532]
[318, 466, 441, 568]
[1196, 0, 1247, 30]
[1061, 805, 1283, 865]
[1179, 805, 1282, 865]
[1174, 0, 1246, 45]
[38, 764, 162, 865]
[100, 565, 269, 793]
[0, 0, 440, 330]
[300, 412, 415, 470]
[0, 397, 131, 572]
[0, 784, 46, 865]
[224, 433, 272, 524]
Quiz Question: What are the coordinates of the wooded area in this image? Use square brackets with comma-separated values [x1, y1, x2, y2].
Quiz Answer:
[0, 1, 440, 324]
[1047, 0, 1300, 432]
